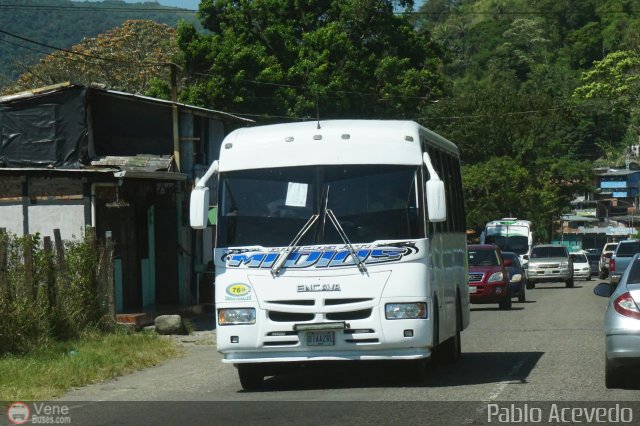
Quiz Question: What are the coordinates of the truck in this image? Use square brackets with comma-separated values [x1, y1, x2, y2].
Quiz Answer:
[189, 120, 470, 389]
[609, 239, 640, 285]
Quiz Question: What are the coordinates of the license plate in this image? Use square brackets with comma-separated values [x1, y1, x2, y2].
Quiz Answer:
[306, 331, 335, 346]
[469, 286, 478, 293]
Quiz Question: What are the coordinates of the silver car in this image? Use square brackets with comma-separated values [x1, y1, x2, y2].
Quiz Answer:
[595, 253, 640, 389]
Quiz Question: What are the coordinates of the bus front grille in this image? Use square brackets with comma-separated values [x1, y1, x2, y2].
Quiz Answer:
[326, 309, 372, 321]
[268, 311, 315, 322]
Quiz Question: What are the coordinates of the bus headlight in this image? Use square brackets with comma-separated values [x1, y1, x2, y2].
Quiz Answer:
[385, 303, 427, 320]
[218, 308, 256, 325]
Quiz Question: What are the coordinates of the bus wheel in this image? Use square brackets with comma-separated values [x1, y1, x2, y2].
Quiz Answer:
[439, 331, 461, 365]
[437, 300, 461, 364]
[238, 364, 264, 390]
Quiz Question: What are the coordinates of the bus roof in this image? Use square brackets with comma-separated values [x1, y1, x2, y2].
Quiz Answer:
[218, 120, 459, 172]
[486, 218, 532, 227]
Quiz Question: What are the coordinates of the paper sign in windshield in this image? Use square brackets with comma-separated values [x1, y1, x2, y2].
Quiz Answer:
[285, 182, 308, 207]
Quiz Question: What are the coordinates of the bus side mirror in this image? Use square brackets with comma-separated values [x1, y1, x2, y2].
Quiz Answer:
[426, 179, 446, 222]
[190, 186, 210, 229]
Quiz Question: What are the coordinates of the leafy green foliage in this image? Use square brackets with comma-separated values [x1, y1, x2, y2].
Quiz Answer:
[177, 0, 444, 120]
[0, 232, 110, 355]
[414, 0, 639, 239]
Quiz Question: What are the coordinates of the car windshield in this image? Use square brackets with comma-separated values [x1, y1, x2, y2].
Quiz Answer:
[468, 249, 500, 266]
[604, 244, 618, 252]
[573, 254, 588, 263]
[217, 164, 422, 247]
[616, 242, 640, 257]
[530, 246, 567, 258]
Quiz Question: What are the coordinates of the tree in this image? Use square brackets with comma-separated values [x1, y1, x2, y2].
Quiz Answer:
[176, 0, 444, 121]
[574, 50, 640, 151]
[4, 20, 180, 96]
[574, 50, 640, 109]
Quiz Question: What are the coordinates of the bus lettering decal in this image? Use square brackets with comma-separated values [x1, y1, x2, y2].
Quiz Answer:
[224, 245, 411, 269]
[228, 253, 267, 268]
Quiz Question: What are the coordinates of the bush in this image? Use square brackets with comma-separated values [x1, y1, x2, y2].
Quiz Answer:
[0, 230, 110, 355]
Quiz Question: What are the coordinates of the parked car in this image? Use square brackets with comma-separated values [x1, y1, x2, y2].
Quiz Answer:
[467, 244, 512, 310]
[609, 239, 640, 286]
[525, 244, 573, 288]
[570, 251, 592, 281]
[594, 253, 640, 388]
[501, 251, 526, 302]
[599, 242, 618, 279]
[586, 252, 600, 277]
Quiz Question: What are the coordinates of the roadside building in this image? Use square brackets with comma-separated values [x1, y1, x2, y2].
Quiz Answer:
[0, 83, 252, 320]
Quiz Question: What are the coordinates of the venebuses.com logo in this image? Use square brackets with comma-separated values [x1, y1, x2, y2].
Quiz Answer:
[5, 401, 71, 424]
[6, 402, 30, 425]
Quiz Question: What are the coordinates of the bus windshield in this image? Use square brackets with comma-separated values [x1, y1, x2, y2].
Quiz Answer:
[217, 165, 422, 247]
[484, 235, 529, 255]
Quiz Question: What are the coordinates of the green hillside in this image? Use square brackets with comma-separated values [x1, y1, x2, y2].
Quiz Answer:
[0, 0, 199, 85]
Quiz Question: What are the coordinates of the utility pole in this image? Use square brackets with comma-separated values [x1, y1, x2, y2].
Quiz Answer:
[170, 63, 180, 172]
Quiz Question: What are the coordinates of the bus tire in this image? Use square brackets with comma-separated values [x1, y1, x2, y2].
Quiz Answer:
[437, 299, 461, 365]
[238, 364, 264, 391]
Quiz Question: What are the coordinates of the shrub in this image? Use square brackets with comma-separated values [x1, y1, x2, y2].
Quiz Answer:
[0, 230, 110, 355]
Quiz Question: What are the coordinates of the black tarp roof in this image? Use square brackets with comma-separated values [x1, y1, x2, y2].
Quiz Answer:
[0, 83, 252, 169]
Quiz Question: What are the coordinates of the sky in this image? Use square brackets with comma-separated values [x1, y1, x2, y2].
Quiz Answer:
[74, 0, 424, 12]
[73, 0, 200, 10]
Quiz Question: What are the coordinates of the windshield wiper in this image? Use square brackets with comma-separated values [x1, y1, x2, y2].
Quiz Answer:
[325, 208, 367, 274]
[270, 214, 319, 277]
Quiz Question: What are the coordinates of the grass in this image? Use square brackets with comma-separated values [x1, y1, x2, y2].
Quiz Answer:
[0, 331, 183, 401]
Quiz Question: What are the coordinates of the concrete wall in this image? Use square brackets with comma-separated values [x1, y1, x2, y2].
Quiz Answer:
[28, 203, 86, 240]
[0, 205, 25, 235]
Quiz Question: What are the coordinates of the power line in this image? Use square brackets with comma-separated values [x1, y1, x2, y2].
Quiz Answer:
[0, 4, 196, 13]
[0, 36, 52, 57]
[0, 28, 170, 67]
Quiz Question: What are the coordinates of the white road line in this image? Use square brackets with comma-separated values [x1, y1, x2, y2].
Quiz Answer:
[462, 354, 530, 423]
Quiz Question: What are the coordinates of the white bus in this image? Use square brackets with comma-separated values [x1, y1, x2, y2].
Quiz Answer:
[480, 218, 533, 264]
[190, 120, 469, 389]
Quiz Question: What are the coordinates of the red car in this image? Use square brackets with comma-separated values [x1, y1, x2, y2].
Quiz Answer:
[467, 244, 512, 310]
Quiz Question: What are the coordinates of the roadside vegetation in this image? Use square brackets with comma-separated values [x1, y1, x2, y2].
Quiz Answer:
[0, 330, 181, 401]
[0, 231, 181, 400]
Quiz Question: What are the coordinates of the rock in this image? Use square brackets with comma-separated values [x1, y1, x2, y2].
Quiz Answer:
[154, 315, 184, 335]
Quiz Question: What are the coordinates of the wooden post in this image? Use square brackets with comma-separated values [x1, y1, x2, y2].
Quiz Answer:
[24, 234, 34, 299]
[86, 226, 96, 250]
[0, 228, 7, 300]
[104, 232, 115, 317]
[53, 229, 67, 286]
[43, 236, 56, 307]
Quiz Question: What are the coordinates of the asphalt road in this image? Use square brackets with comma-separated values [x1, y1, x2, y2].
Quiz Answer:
[53, 277, 640, 425]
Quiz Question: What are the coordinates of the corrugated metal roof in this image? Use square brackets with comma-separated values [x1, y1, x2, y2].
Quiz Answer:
[91, 155, 174, 173]
[561, 214, 598, 222]
[598, 169, 640, 177]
